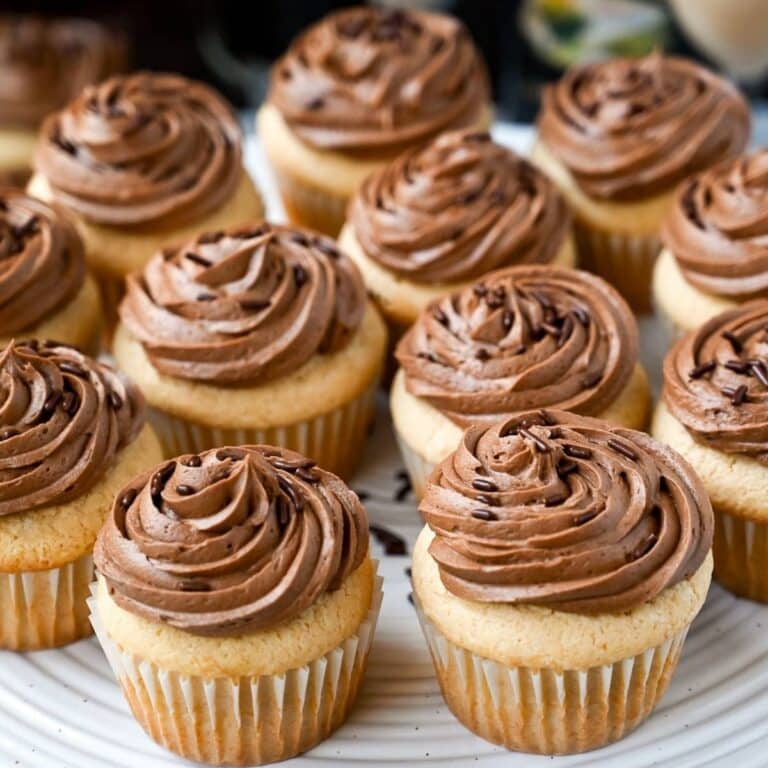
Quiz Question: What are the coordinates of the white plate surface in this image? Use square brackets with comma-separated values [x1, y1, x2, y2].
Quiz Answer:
[1, 124, 766, 768]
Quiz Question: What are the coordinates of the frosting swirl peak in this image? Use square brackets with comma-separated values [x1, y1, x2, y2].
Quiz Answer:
[119, 224, 366, 384]
[0, 340, 144, 515]
[421, 410, 713, 612]
[663, 300, 768, 462]
[36, 72, 242, 227]
[349, 130, 570, 283]
[538, 53, 750, 200]
[94, 445, 369, 636]
[396, 266, 637, 427]
[662, 150, 768, 299]
[0, 190, 85, 334]
[0, 15, 122, 130]
[268, 7, 489, 153]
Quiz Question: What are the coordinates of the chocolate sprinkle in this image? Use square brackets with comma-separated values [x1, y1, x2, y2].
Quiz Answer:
[688, 360, 716, 379]
[519, 427, 549, 453]
[471, 509, 497, 521]
[563, 444, 592, 459]
[181, 455, 202, 467]
[472, 478, 498, 492]
[120, 489, 138, 509]
[606, 438, 637, 461]
[185, 251, 211, 267]
[573, 511, 597, 526]
[627, 533, 658, 562]
[293, 264, 308, 287]
[176, 484, 195, 496]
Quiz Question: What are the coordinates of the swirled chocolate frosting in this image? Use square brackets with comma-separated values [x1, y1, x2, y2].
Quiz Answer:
[662, 151, 768, 299]
[35, 72, 242, 228]
[538, 53, 750, 200]
[119, 223, 366, 384]
[0, 340, 144, 515]
[95, 445, 369, 636]
[0, 190, 85, 334]
[396, 266, 637, 426]
[0, 15, 122, 130]
[268, 7, 489, 153]
[349, 131, 570, 283]
[663, 300, 768, 462]
[421, 410, 712, 612]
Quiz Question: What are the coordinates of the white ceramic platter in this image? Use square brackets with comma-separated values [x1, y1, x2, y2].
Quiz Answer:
[0, 124, 766, 768]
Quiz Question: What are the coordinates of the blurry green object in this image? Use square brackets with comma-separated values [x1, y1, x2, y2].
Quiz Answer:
[521, 0, 668, 68]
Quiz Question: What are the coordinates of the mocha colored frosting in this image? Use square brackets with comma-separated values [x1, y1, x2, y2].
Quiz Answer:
[0, 340, 144, 515]
[35, 72, 242, 228]
[538, 53, 750, 200]
[95, 445, 369, 636]
[119, 223, 366, 385]
[662, 150, 768, 299]
[421, 410, 713, 613]
[396, 265, 637, 427]
[268, 7, 489, 153]
[0, 15, 122, 130]
[0, 190, 85, 334]
[349, 130, 570, 283]
[663, 300, 768, 463]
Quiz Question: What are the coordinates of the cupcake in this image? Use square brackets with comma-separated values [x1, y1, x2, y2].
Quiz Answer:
[0, 340, 161, 650]
[29, 72, 265, 320]
[0, 189, 101, 352]
[392, 265, 651, 498]
[655, 149, 768, 338]
[259, 6, 491, 236]
[0, 15, 122, 186]
[413, 409, 713, 754]
[653, 300, 768, 601]
[114, 223, 387, 477]
[339, 129, 575, 337]
[90, 445, 382, 765]
[534, 52, 750, 312]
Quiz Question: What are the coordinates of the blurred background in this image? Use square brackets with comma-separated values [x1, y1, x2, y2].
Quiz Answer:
[6, 0, 768, 128]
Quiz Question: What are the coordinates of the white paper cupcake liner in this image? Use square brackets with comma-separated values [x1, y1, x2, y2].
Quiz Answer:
[413, 595, 689, 755]
[149, 381, 378, 480]
[573, 220, 660, 313]
[0, 553, 94, 650]
[394, 430, 435, 503]
[88, 566, 383, 766]
[713, 508, 768, 602]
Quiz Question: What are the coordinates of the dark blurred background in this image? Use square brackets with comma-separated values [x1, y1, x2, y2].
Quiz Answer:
[6, 0, 768, 123]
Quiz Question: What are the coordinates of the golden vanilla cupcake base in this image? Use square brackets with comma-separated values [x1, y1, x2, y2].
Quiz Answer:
[414, 596, 689, 754]
[0, 553, 93, 650]
[89, 567, 383, 766]
[653, 400, 768, 602]
[413, 514, 712, 756]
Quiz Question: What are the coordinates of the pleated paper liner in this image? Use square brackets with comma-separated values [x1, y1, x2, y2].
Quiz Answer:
[271, 164, 348, 237]
[0, 553, 94, 650]
[149, 381, 378, 480]
[413, 595, 690, 755]
[393, 431, 435, 503]
[573, 218, 660, 314]
[88, 567, 383, 766]
[713, 507, 768, 602]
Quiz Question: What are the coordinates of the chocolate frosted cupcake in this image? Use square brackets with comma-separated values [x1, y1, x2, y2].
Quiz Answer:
[259, 6, 491, 235]
[413, 409, 713, 754]
[534, 52, 749, 311]
[339, 130, 574, 334]
[0, 340, 162, 649]
[655, 150, 768, 336]
[90, 445, 381, 765]
[391, 265, 650, 497]
[0, 15, 122, 186]
[0, 190, 101, 352]
[29, 72, 264, 320]
[653, 300, 768, 601]
[114, 223, 387, 476]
